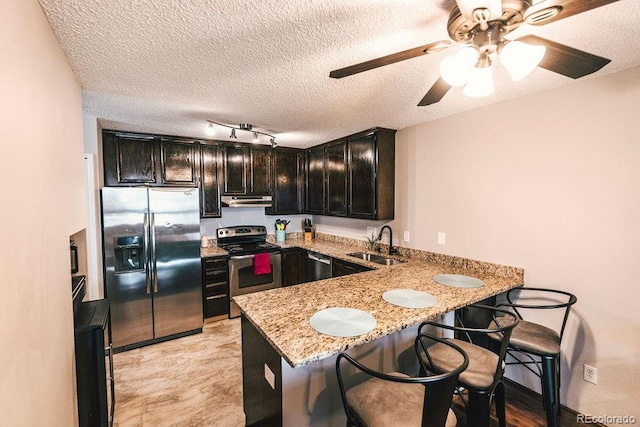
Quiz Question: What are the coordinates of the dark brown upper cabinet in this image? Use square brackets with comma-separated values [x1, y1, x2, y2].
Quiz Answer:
[103, 131, 197, 187]
[103, 132, 157, 186]
[306, 145, 325, 215]
[325, 140, 348, 216]
[160, 139, 197, 186]
[200, 142, 221, 218]
[221, 144, 272, 196]
[266, 148, 306, 215]
[248, 145, 272, 195]
[305, 128, 395, 220]
[221, 144, 248, 195]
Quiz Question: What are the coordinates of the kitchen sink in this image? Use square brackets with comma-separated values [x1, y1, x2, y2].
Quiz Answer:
[346, 252, 405, 265]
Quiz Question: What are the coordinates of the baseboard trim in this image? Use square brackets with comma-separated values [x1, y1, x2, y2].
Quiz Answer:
[504, 378, 606, 427]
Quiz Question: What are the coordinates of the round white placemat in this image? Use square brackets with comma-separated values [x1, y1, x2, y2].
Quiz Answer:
[433, 274, 484, 288]
[309, 307, 377, 337]
[382, 289, 437, 309]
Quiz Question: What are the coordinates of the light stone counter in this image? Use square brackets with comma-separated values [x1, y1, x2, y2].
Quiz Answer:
[234, 233, 524, 369]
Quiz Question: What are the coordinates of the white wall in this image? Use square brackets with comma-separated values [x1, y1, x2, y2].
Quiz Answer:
[321, 67, 640, 417]
[0, 1, 85, 425]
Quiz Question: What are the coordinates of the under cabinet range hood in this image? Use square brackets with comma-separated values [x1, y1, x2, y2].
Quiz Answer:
[221, 195, 272, 208]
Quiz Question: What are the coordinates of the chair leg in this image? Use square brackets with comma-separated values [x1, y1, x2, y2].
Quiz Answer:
[467, 391, 491, 427]
[541, 356, 559, 427]
[495, 381, 507, 427]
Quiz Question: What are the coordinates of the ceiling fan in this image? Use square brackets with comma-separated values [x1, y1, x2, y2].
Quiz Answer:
[329, 0, 617, 106]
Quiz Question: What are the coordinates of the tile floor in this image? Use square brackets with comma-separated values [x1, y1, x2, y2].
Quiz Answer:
[113, 319, 245, 427]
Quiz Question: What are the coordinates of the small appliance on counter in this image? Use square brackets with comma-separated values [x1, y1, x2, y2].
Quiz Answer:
[216, 226, 282, 318]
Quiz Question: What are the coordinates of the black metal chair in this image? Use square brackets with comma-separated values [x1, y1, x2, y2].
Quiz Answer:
[490, 287, 577, 427]
[418, 305, 520, 427]
[336, 333, 469, 427]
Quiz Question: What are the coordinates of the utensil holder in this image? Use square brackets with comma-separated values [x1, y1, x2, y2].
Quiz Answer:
[276, 230, 286, 242]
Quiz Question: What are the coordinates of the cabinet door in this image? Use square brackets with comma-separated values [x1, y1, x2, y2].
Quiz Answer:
[325, 140, 348, 216]
[222, 145, 248, 195]
[249, 146, 272, 195]
[270, 148, 303, 214]
[282, 248, 308, 286]
[306, 146, 325, 214]
[348, 135, 376, 218]
[160, 139, 197, 186]
[104, 133, 157, 186]
[200, 143, 221, 218]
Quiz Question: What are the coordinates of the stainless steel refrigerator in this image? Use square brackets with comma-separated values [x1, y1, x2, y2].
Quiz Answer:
[101, 187, 202, 350]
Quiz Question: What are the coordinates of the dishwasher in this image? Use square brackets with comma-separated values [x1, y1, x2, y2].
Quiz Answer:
[307, 251, 332, 282]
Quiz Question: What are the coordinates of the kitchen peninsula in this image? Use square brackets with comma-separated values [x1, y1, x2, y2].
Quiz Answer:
[234, 236, 524, 426]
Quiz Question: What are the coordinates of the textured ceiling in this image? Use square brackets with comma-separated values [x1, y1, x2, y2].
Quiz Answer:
[38, 0, 640, 148]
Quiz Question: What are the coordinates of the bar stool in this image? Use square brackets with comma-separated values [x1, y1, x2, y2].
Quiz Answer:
[418, 305, 520, 427]
[490, 287, 577, 427]
[336, 333, 469, 427]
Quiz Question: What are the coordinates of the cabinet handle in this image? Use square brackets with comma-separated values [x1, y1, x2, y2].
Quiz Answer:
[206, 281, 227, 288]
[206, 295, 227, 300]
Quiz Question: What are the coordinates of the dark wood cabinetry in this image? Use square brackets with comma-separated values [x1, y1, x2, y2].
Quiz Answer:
[266, 148, 306, 215]
[221, 144, 272, 196]
[202, 257, 229, 319]
[281, 247, 308, 287]
[305, 128, 395, 220]
[74, 299, 113, 427]
[306, 145, 325, 214]
[103, 131, 197, 187]
[221, 144, 248, 195]
[325, 140, 348, 216]
[200, 143, 221, 218]
[331, 257, 373, 278]
[160, 139, 197, 186]
[249, 145, 272, 195]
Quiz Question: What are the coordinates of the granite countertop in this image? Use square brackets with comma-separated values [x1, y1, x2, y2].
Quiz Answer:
[233, 234, 524, 368]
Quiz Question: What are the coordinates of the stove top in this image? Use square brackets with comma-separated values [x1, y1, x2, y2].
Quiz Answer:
[216, 225, 281, 256]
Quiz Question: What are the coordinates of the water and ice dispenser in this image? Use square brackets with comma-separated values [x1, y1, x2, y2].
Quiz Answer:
[113, 235, 144, 272]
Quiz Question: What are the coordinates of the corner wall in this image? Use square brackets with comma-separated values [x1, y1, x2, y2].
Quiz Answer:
[0, 1, 85, 425]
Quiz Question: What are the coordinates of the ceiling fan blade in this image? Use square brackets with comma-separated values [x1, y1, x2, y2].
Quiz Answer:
[517, 35, 611, 79]
[329, 40, 452, 79]
[418, 77, 451, 106]
[524, 0, 620, 26]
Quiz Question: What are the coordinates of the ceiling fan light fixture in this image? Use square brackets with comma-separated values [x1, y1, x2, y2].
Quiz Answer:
[500, 40, 546, 81]
[463, 63, 494, 98]
[439, 46, 478, 87]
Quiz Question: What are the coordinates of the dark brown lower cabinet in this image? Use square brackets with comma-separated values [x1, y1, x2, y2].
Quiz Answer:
[281, 247, 308, 287]
[331, 257, 373, 278]
[74, 299, 114, 427]
[202, 257, 229, 319]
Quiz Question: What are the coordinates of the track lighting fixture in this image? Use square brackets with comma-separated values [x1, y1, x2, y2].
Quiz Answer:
[205, 120, 277, 148]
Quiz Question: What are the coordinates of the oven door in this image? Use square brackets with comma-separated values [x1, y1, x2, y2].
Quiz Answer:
[229, 252, 281, 318]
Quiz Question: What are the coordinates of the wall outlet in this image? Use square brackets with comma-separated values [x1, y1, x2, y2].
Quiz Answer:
[403, 230, 410, 242]
[583, 364, 597, 384]
[437, 232, 446, 245]
[264, 363, 276, 390]
[200, 225, 206, 235]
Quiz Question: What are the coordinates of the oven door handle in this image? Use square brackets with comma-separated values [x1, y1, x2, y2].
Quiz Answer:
[229, 253, 264, 260]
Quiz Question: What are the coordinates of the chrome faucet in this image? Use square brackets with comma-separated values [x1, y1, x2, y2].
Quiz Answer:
[377, 225, 398, 255]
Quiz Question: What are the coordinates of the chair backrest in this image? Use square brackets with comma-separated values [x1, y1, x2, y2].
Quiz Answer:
[419, 304, 521, 388]
[505, 287, 577, 341]
[336, 333, 469, 427]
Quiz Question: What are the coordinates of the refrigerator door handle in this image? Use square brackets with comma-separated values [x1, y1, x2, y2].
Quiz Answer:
[151, 213, 158, 293]
[144, 213, 151, 294]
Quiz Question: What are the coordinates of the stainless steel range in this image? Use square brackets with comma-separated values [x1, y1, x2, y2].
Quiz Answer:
[216, 226, 282, 318]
